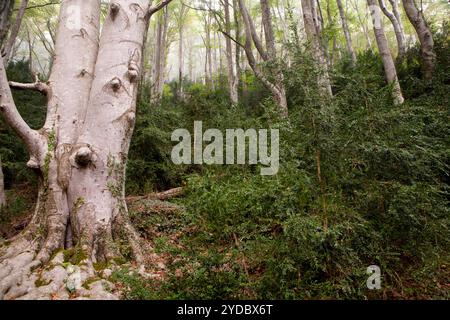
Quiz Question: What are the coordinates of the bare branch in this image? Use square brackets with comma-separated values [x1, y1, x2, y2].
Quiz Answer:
[9, 78, 50, 96]
[148, 0, 173, 17]
[220, 30, 245, 50]
[15, 1, 60, 11]
[0, 55, 44, 159]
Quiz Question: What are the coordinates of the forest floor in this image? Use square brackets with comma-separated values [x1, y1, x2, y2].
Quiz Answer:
[0, 185, 448, 300]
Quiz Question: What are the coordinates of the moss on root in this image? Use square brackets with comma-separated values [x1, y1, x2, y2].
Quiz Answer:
[63, 247, 88, 265]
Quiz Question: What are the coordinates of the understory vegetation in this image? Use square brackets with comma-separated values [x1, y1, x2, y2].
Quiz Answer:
[1, 27, 449, 300]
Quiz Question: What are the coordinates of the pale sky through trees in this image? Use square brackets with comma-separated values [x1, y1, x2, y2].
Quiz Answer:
[10, 0, 449, 82]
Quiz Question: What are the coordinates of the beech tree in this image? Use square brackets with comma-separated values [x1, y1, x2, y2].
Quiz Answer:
[301, 0, 332, 97]
[151, 6, 170, 103]
[402, 0, 435, 80]
[237, 0, 288, 117]
[0, 0, 171, 299]
[2, 0, 30, 66]
[0, 0, 14, 46]
[379, 0, 406, 60]
[336, 0, 357, 66]
[367, 0, 404, 105]
[223, 0, 238, 105]
[0, 0, 14, 210]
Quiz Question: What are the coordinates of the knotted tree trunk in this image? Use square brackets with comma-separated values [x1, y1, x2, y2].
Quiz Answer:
[0, 0, 171, 299]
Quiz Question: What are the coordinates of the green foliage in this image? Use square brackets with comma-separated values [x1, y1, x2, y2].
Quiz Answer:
[118, 29, 450, 299]
[2, 24, 449, 301]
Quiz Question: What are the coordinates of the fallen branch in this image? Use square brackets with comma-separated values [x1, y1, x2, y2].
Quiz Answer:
[126, 187, 184, 203]
[9, 74, 50, 96]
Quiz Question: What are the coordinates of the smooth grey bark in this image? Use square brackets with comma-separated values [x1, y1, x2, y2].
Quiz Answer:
[336, 0, 357, 66]
[0, 0, 171, 299]
[301, 0, 332, 97]
[224, 0, 238, 104]
[0, 0, 14, 210]
[233, 0, 242, 98]
[367, 0, 404, 105]
[389, 0, 405, 41]
[379, 0, 406, 59]
[0, 0, 14, 46]
[2, 0, 29, 66]
[402, 0, 435, 80]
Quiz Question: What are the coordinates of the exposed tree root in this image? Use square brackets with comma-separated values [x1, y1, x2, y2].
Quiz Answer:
[0, 246, 118, 300]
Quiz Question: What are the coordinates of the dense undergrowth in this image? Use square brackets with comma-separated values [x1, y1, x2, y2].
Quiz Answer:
[1, 27, 449, 299]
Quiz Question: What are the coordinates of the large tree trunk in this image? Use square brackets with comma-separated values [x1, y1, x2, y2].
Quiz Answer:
[0, 0, 14, 46]
[2, 0, 29, 66]
[0, 157, 5, 208]
[301, 0, 332, 97]
[379, 0, 406, 59]
[402, 0, 435, 80]
[0, 0, 14, 210]
[0, 0, 171, 300]
[336, 0, 357, 66]
[368, 0, 404, 105]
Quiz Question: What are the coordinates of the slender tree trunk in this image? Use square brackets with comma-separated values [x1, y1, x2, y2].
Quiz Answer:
[402, 0, 435, 80]
[233, 0, 242, 99]
[158, 6, 169, 97]
[224, 0, 238, 104]
[352, 0, 373, 49]
[379, 0, 406, 59]
[151, 7, 169, 103]
[151, 11, 164, 103]
[368, 0, 404, 105]
[2, 0, 29, 66]
[301, 0, 333, 97]
[336, 0, 357, 66]
[0, 157, 5, 208]
[0, 0, 14, 46]
[236, 0, 288, 117]
[178, 25, 184, 97]
[0, 0, 172, 300]
[389, 0, 406, 42]
[205, 14, 214, 90]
